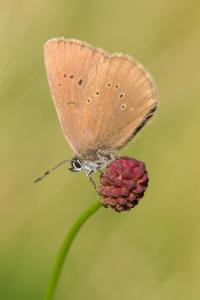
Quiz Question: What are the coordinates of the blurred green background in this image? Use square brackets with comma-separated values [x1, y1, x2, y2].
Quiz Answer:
[1, 0, 200, 299]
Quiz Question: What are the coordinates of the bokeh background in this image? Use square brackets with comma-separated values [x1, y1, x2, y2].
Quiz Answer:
[1, 0, 200, 299]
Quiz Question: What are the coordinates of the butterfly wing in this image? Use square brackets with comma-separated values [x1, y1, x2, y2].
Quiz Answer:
[78, 55, 157, 157]
[44, 38, 107, 156]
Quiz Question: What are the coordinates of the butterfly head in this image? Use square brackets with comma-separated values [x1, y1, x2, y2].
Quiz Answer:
[69, 155, 111, 175]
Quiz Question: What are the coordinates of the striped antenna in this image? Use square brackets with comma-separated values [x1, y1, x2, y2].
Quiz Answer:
[34, 160, 72, 183]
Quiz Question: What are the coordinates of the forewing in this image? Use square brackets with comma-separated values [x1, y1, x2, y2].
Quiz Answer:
[44, 38, 107, 156]
[79, 54, 157, 155]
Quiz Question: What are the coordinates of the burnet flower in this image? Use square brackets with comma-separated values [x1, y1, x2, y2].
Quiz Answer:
[98, 157, 149, 212]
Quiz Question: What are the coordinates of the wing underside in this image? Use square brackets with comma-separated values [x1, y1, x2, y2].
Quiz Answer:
[44, 39, 157, 159]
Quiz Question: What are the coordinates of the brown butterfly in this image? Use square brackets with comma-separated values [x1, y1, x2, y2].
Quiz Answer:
[34, 38, 157, 185]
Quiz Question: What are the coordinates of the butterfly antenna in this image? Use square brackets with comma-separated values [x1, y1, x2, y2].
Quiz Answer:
[34, 160, 72, 183]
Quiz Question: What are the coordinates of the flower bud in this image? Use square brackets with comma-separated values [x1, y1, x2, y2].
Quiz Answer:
[98, 157, 149, 212]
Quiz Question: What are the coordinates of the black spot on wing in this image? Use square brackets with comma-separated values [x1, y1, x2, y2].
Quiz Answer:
[78, 79, 83, 85]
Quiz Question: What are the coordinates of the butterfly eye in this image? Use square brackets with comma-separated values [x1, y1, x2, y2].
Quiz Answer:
[72, 159, 82, 171]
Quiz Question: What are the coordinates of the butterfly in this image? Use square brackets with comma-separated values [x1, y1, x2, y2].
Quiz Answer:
[34, 38, 157, 185]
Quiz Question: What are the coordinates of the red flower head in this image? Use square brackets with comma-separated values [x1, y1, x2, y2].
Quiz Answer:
[98, 157, 149, 212]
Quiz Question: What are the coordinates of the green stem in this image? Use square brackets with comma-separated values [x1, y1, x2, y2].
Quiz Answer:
[44, 200, 102, 300]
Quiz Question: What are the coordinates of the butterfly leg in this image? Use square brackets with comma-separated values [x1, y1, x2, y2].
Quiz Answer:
[87, 171, 97, 190]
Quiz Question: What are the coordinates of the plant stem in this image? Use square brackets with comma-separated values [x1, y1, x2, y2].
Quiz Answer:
[44, 200, 102, 300]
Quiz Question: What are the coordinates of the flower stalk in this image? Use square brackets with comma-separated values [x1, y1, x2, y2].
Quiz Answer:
[44, 200, 102, 300]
